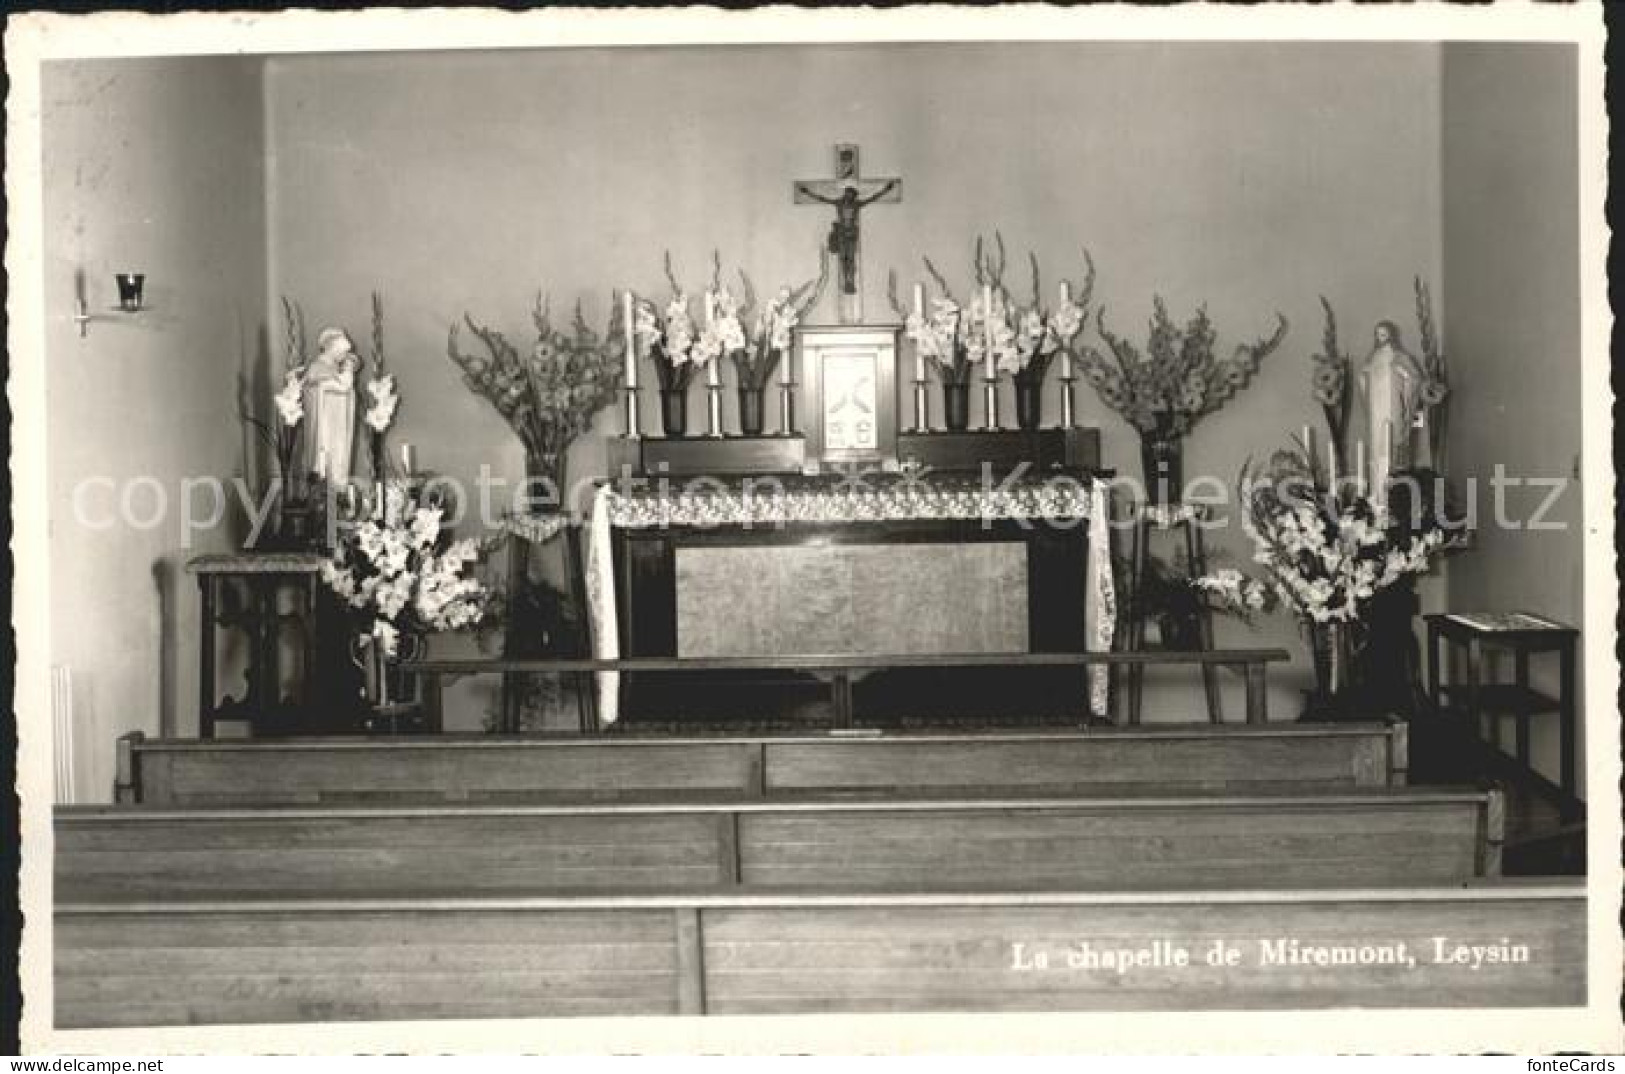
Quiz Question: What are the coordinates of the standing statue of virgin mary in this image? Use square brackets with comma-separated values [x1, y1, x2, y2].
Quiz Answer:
[302, 327, 360, 486]
[1359, 320, 1424, 510]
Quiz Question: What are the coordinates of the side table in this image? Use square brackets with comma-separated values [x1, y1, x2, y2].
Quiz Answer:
[1123, 502, 1226, 725]
[1425, 611, 1579, 814]
[187, 553, 328, 738]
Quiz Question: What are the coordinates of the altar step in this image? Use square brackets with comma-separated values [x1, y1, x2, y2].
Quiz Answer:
[55, 881, 1586, 1025]
[113, 720, 1408, 806]
[56, 785, 1503, 902]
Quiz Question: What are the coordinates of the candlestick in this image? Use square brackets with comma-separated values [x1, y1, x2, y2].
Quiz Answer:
[779, 337, 793, 386]
[401, 442, 415, 475]
[622, 292, 637, 389]
[1060, 375, 1076, 429]
[778, 382, 796, 437]
[983, 379, 1000, 431]
[706, 356, 721, 389]
[623, 385, 642, 439]
[913, 381, 930, 433]
[706, 383, 724, 438]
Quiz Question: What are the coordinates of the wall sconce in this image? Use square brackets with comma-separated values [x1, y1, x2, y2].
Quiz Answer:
[115, 272, 147, 310]
[74, 270, 149, 337]
[115, 272, 145, 312]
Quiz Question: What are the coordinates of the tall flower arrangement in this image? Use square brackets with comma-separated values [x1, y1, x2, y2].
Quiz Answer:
[1413, 276, 1450, 469]
[261, 298, 310, 488]
[632, 253, 723, 392]
[320, 481, 492, 657]
[360, 293, 399, 480]
[1309, 296, 1352, 471]
[725, 253, 829, 391]
[893, 256, 976, 387]
[1077, 299, 1288, 438]
[447, 295, 626, 494]
[1205, 449, 1450, 626]
[999, 244, 1093, 390]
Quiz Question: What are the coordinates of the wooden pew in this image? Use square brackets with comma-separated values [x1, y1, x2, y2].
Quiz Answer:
[57, 786, 1499, 901]
[55, 880, 1586, 1026]
[112, 720, 1409, 805]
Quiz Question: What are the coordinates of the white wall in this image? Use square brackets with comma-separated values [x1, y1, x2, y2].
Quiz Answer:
[42, 57, 268, 800]
[1440, 43, 1584, 792]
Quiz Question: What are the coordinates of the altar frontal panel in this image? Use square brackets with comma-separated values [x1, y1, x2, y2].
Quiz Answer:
[675, 542, 1029, 658]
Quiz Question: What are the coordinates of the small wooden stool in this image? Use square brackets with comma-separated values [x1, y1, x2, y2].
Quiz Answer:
[1425, 611, 1579, 815]
[1124, 502, 1224, 725]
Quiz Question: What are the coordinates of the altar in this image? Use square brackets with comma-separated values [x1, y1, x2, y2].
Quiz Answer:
[576, 469, 1116, 728]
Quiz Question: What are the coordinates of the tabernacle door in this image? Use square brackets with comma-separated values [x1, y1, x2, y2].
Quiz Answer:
[799, 325, 900, 469]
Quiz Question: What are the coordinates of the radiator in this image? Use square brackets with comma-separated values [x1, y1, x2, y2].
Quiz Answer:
[52, 664, 75, 804]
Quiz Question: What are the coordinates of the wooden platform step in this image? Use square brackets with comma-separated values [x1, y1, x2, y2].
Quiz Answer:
[114, 720, 1409, 806]
[55, 880, 1586, 1026]
[57, 786, 1500, 901]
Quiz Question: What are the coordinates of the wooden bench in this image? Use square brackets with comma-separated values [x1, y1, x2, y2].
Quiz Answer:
[54, 880, 1585, 1026]
[112, 720, 1409, 805]
[57, 786, 1499, 901]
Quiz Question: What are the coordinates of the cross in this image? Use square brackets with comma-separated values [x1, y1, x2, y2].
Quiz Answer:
[794, 143, 902, 324]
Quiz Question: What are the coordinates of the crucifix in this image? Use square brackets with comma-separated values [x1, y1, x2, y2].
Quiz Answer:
[794, 143, 902, 324]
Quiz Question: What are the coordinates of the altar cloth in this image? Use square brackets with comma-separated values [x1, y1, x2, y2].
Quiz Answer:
[580, 475, 1116, 725]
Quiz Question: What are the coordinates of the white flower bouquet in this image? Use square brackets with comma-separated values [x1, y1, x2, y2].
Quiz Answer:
[1199, 447, 1456, 629]
[632, 252, 725, 392]
[723, 252, 828, 391]
[243, 297, 312, 499]
[892, 238, 1093, 388]
[359, 293, 399, 479]
[320, 481, 493, 657]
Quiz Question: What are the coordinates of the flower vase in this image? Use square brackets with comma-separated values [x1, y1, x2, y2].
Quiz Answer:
[1014, 377, 1043, 431]
[738, 387, 766, 437]
[942, 383, 971, 432]
[1303, 620, 1354, 720]
[660, 387, 689, 437]
[1427, 405, 1448, 475]
[351, 631, 425, 730]
[1139, 420, 1184, 505]
[522, 451, 565, 517]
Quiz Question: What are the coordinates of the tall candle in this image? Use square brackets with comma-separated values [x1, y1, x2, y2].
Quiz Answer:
[315, 448, 328, 479]
[1303, 425, 1315, 472]
[779, 325, 793, 386]
[912, 283, 927, 382]
[982, 284, 995, 381]
[622, 292, 637, 389]
[1355, 439, 1366, 492]
[1058, 281, 1073, 379]
[1059, 277, 1072, 378]
[704, 292, 721, 387]
[401, 442, 415, 474]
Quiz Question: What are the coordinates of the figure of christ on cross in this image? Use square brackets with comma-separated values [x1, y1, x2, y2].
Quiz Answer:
[794, 144, 902, 322]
